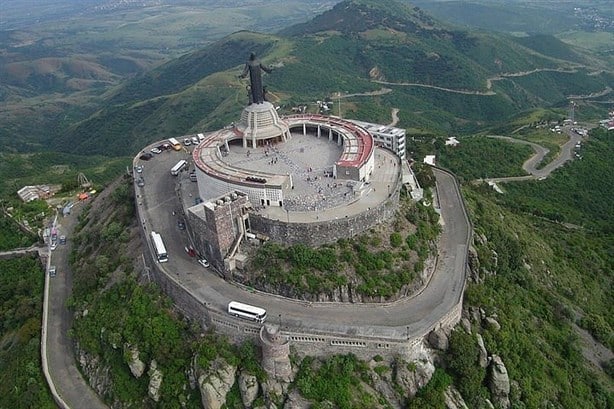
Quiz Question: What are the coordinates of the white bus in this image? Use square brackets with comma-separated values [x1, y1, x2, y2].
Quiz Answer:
[227, 301, 267, 323]
[151, 231, 168, 263]
[170, 159, 188, 176]
[168, 137, 182, 151]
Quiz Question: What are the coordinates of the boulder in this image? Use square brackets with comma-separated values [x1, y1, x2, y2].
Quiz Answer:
[428, 328, 449, 350]
[75, 342, 112, 397]
[482, 399, 495, 409]
[394, 356, 435, 398]
[261, 378, 285, 402]
[443, 385, 469, 409]
[467, 306, 482, 324]
[283, 388, 311, 409]
[147, 360, 163, 402]
[483, 317, 501, 331]
[239, 372, 259, 408]
[460, 318, 472, 334]
[125, 344, 146, 378]
[487, 355, 511, 409]
[198, 360, 237, 409]
[467, 245, 482, 283]
[476, 334, 488, 368]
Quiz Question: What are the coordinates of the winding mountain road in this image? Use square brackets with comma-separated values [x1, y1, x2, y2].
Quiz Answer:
[373, 66, 612, 100]
[482, 128, 583, 183]
[137, 149, 470, 341]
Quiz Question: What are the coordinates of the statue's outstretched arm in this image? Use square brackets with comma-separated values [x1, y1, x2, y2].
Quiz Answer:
[260, 63, 273, 74]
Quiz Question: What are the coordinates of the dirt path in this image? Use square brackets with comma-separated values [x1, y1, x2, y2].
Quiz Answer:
[335, 87, 392, 98]
[373, 66, 611, 100]
[389, 108, 399, 127]
[373, 80, 495, 95]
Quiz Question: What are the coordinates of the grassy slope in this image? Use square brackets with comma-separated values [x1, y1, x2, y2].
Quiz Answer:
[0, 152, 130, 199]
[0, 256, 55, 408]
[454, 128, 614, 407]
[47, 0, 612, 156]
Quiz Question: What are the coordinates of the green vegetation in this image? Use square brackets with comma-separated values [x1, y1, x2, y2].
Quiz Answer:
[0, 213, 38, 251]
[8, 0, 610, 157]
[250, 194, 440, 299]
[501, 128, 613, 232]
[0, 151, 129, 199]
[432, 136, 533, 181]
[511, 127, 568, 169]
[0, 256, 55, 408]
[407, 369, 451, 409]
[435, 127, 614, 408]
[68, 177, 268, 407]
[513, 34, 584, 63]
[446, 331, 487, 406]
[295, 354, 377, 408]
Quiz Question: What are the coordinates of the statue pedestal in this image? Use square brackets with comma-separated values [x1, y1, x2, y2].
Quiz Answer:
[238, 102, 291, 148]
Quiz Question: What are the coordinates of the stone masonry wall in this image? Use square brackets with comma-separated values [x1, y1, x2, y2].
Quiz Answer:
[249, 187, 400, 247]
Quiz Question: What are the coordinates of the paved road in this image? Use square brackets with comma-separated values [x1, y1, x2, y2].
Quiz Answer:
[44, 205, 108, 409]
[137, 148, 469, 340]
[483, 129, 583, 183]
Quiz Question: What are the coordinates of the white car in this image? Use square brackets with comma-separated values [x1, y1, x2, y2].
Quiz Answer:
[135, 165, 144, 173]
[198, 258, 210, 268]
[191, 136, 199, 145]
[183, 138, 191, 146]
[151, 147, 162, 154]
[49, 265, 57, 277]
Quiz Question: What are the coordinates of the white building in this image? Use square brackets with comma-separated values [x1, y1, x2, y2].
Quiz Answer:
[347, 119, 406, 160]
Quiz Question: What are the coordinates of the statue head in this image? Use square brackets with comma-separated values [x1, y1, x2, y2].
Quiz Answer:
[249, 52, 256, 61]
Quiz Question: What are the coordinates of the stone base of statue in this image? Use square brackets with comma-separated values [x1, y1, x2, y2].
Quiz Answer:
[237, 101, 291, 149]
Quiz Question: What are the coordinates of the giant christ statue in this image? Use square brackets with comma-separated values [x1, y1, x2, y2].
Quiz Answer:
[240, 52, 272, 105]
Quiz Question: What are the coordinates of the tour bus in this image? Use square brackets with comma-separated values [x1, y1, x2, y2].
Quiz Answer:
[170, 159, 188, 176]
[151, 231, 168, 263]
[168, 137, 182, 151]
[227, 301, 267, 323]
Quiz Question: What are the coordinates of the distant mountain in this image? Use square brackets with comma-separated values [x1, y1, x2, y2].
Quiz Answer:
[51, 0, 612, 155]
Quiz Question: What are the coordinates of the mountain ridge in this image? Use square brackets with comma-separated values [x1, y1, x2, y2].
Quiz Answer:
[44, 0, 613, 155]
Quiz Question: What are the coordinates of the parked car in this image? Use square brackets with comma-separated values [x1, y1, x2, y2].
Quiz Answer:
[137, 177, 145, 187]
[177, 219, 186, 230]
[49, 265, 57, 277]
[151, 147, 162, 154]
[59, 235, 67, 245]
[191, 136, 199, 145]
[139, 152, 153, 161]
[184, 245, 196, 257]
[183, 138, 191, 146]
[50, 241, 57, 251]
[198, 258, 210, 268]
[135, 165, 144, 173]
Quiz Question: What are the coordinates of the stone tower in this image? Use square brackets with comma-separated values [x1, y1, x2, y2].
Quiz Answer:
[259, 324, 292, 382]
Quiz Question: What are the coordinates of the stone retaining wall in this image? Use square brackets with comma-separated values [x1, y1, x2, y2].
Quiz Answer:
[249, 182, 401, 247]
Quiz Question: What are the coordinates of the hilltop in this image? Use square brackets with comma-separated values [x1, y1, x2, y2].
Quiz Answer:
[47, 0, 612, 156]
